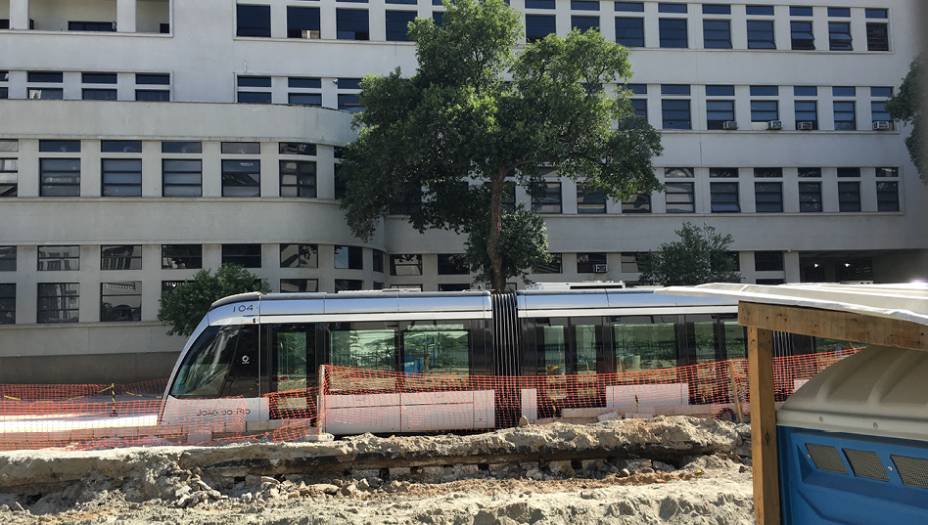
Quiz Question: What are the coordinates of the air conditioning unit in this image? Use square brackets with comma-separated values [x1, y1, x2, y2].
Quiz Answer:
[593, 264, 609, 274]
[722, 120, 738, 130]
[797, 121, 815, 131]
[872, 120, 893, 131]
[302, 29, 321, 39]
[767, 120, 783, 130]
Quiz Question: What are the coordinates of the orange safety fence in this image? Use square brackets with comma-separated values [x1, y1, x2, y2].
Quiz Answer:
[0, 348, 860, 452]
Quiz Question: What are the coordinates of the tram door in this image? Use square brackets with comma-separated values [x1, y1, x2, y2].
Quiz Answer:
[263, 323, 318, 420]
[532, 317, 606, 418]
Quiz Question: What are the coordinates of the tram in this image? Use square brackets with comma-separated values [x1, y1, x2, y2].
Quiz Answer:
[158, 288, 812, 434]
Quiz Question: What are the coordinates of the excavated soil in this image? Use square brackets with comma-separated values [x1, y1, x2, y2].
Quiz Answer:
[0, 416, 755, 524]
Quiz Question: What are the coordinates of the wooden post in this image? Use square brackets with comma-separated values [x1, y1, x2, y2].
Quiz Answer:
[747, 326, 780, 525]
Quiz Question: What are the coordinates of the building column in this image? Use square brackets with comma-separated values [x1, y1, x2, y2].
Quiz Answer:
[10, 0, 29, 30]
[117, 0, 137, 33]
[784, 251, 801, 283]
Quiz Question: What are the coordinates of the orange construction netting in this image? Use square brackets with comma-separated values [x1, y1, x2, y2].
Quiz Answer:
[0, 349, 858, 452]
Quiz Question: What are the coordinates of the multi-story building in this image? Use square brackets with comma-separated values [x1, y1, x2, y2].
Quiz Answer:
[0, 0, 924, 382]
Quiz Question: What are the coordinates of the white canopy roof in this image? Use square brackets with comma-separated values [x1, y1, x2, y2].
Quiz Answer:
[661, 282, 928, 328]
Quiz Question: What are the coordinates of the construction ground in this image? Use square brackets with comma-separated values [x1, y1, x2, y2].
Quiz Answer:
[0, 416, 755, 524]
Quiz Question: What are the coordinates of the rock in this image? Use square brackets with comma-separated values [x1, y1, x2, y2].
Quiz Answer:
[518, 416, 530, 427]
[618, 468, 631, 478]
[625, 459, 653, 473]
[356, 478, 370, 491]
[241, 492, 253, 504]
[259, 476, 279, 485]
[547, 460, 575, 477]
[653, 461, 676, 472]
[580, 490, 597, 500]
[339, 484, 358, 497]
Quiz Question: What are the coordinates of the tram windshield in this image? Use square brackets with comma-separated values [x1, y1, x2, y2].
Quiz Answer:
[170, 324, 260, 397]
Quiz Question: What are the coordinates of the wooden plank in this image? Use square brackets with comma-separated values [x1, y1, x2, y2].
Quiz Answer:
[747, 327, 780, 525]
[739, 302, 928, 351]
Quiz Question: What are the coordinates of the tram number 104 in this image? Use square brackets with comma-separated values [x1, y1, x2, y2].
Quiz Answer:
[232, 303, 257, 315]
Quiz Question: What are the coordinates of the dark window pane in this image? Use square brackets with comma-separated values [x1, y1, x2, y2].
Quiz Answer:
[703, 19, 731, 49]
[751, 100, 779, 122]
[746, 5, 774, 16]
[101, 140, 142, 153]
[659, 18, 687, 48]
[754, 182, 783, 213]
[221, 159, 261, 197]
[615, 17, 644, 47]
[288, 6, 320, 38]
[710, 182, 739, 213]
[163, 159, 202, 197]
[658, 3, 686, 13]
[791, 20, 814, 50]
[386, 10, 416, 41]
[614, 2, 644, 13]
[100, 281, 142, 322]
[662, 99, 691, 129]
[162, 141, 202, 154]
[747, 19, 775, 49]
[866, 23, 889, 51]
[526, 14, 556, 42]
[81, 89, 115, 103]
[829, 21, 852, 51]
[238, 91, 272, 104]
[702, 4, 730, 15]
[755, 251, 784, 272]
[838, 182, 861, 212]
[222, 244, 262, 268]
[101, 158, 142, 197]
[289, 77, 321, 89]
[335, 246, 363, 270]
[162, 245, 203, 270]
[136, 73, 170, 85]
[577, 183, 606, 214]
[577, 252, 608, 273]
[27, 71, 63, 83]
[237, 4, 271, 37]
[82, 72, 117, 84]
[336, 9, 370, 40]
[135, 89, 170, 101]
[280, 160, 317, 197]
[665, 182, 695, 213]
[876, 181, 899, 212]
[37, 283, 79, 323]
[280, 244, 318, 268]
[39, 140, 81, 153]
[798, 181, 822, 212]
[37, 246, 80, 271]
[530, 181, 562, 213]
[437, 254, 469, 275]
[572, 15, 599, 32]
[534, 253, 563, 274]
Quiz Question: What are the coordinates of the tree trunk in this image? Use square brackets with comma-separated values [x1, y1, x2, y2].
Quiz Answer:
[486, 167, 507, 292]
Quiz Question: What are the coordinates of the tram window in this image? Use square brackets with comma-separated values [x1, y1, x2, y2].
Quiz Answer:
[574, 324, 599, 374]
[690, 315, 718, 363]
[329, 325, 396, 392]
[170, 325, 259, 398]
[271, 324, 312, 393]
[402, 323, 469, 387]
[612, 316, 677, 371]
[722, 319, 746, 359]
[540, 324, 567, 376]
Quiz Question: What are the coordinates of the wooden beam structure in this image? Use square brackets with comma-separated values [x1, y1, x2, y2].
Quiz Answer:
[747, 326, 780, 525]
[739, 302, 928, 351]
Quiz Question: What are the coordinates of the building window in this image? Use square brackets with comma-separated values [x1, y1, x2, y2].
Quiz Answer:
[27, 71, 64, 100]
[237, 4, 271, 37]
[750, 85, 779, 123]
[162, 245, 202, 269]
[661, 84, 691, 129]
[0, 157, 16, 197]
[288, 77, 322, 106]
[838, 181, 861, 212]
[798, 181, 822, 213]
[658, 18, 687, 48]
[0, 284, 13, 324]
[161, 280, 190, 297]
[828, 21, 852, 51]
[221, 159, 261, 197]
[790, 20, 814, 50]
[571, 0, 599, 11]
[281, 142, 318, 157]
[794, 86, 818, 130]
[288, 6, 320, 39]
[533, 253, 562, 274]
[438, 283, 469, 292]
[371, 249, 384, 274]
[614, 2, 644, 13]
[162, 140, 202, 155]
[577, 252, 608, 273]
[100, 281, 142, 322]
[620, 252, 646, 273]
[876, 180, 899, 212]
[746, 19, 775, 49]
[658, 3, 687, 14]
[135, 73, 171, 101]
[280, 279, 319, 293]
[703, 18, 731, 49]
[622, 193, 651, 213]
[222, 244, 262, 268]
[0, 246, 14, 273]
[0, 71, 8, 99]
[102, 140, 141, 153]
[526, 0, 555, 8]
[754, 251, 784, 272]
[280, 244, 318, 268]
[237, 75, 272, 104]
[531, 181, 562, 213]
[754, 182, 783, 213]
[710, 180, 739, 213]
[335, 245, 363, 270]
[390, 254, 422, 276]
[334, 279, 363, 292]
[386, 10, 416, 41]
[40, 158, 81, 197]
[162, 159, 202, 197]
[615, 17, 644, 47]
[871, 86, 893, 128]
[101, 159, 142, 197]
[336, 9, 370, 40]
[571, 15, 599, 32]
[101, 245, 142, 270]
[280, 160, 317, 197]
[664, 167, 695, 214]
[706, 85, 735, 129]
[37, 283, 80, 324]
[833, 101, 857, 131]
[81, 72, 117, 100]
[337, 77, 363, 113]
[437, 254, 468, 275]
[577, 183, 606, 214]
[866, 9, 889, 51]
[526, 14, 555, 42]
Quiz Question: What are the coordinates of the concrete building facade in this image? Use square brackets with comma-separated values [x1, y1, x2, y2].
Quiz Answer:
[0, 0, 925, 382]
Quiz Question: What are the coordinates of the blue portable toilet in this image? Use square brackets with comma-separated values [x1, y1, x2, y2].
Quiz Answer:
[778, 345, 928, 523]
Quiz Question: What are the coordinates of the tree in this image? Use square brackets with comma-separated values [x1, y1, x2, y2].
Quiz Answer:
[639, 223, 741, 286]
[887, 54, 924, 180]
[158, 265, 269, 336]
[339, 0, 662, 291]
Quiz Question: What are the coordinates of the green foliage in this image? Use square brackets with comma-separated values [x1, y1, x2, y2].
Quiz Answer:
[339, 0, 662, 290]
[158, 265, 269, 336]
[639, 223, 741, 286]
[887, 55, 923, 180]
